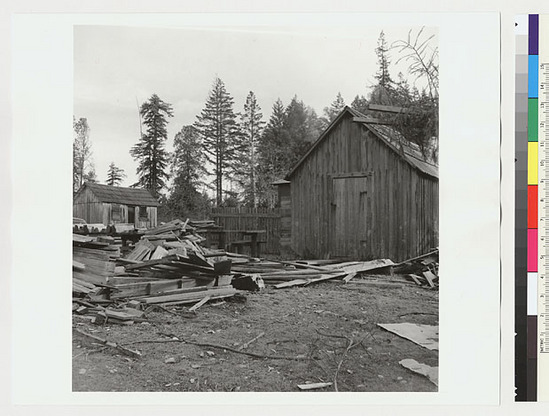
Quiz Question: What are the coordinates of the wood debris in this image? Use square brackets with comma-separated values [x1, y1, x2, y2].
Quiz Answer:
[377, 323, 439, 351]
[297, 382, 333, 390]
[399, 358, 438, 386]
[394, 249, 439, 288]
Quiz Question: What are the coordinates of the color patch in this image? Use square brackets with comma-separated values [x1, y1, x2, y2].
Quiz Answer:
[530, 55, 539, 98]
[529, 99, 539, 141]
[528, 185, 538, 229]
[528, 142, 539, 184]
[528, 272, 538, 315]
[530, 14, 539, 54]
[528, 229, 538, 272]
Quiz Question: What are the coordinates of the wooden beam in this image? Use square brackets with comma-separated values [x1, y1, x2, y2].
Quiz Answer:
[368, 103, 422, 114]
[352, 116, 387, 124]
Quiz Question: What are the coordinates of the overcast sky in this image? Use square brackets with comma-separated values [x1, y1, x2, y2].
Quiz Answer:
[74, 24, 437, 187]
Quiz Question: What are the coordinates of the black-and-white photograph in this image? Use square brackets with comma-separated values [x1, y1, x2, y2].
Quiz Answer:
[72, 23, 439, 392]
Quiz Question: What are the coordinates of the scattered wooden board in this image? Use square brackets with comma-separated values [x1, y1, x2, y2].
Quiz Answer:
[274, 273, 347, 289]
[73, 261, 86, 272]
[142, 287, 238, 304]
[342, 272, 357, 283]
[377, 323, 439, 351]
[422, 271, 437, 288]
[332, 259, 394, 274]
[399, 358, 438, 386]
[272, 260, 333, 272]
[407, 274, 423, 285]
[150, 245, 169, 260]
[297, 382, 333, 390]
[188, 295, 211, 312]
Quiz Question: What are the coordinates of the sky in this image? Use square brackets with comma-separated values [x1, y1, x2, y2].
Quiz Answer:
[74, 24, 437, 188]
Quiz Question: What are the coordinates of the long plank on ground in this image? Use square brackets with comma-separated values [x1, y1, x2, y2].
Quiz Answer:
[331, 259, 394, 274]
[274, 272, 348, 289]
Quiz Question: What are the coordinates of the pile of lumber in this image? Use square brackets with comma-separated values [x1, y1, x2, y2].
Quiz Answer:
[394, 249, 439, 288]
[229, 257, 395, 289]
[72, 222, 243, 317]
[188, 219, 218, 230]
[73, 218, 436, 323]
[73, 234, 120, 293]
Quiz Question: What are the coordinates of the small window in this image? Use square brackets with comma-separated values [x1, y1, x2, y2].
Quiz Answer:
[139, 207, 149, 221]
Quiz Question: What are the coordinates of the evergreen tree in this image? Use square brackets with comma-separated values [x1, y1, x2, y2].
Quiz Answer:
[84, 166, 97, 184]
[235, 91, 265, 207]
[370, 31, 397, 106]
[194, 77, 240, 207]
[375, 30, 393, 88]
[323, 92, 346, 123]
[256, 99, 291, 207]
[130, 94, 173, 196]
[350, 94, 369, 114]
[254, 96, 324, 207]
[284, 96, 319, 163]
[106, 162, 126, 186]
[168, 125, 209, 218]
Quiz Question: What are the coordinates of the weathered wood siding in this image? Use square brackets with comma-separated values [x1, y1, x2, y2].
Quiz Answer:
[289, 113, 438, 262]
[73, 186, 105, 224]
[277, 183, 292, 251]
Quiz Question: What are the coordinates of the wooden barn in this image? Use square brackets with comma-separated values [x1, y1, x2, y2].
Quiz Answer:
[277, 106, 438, 262]
[73, 182, 159, 229]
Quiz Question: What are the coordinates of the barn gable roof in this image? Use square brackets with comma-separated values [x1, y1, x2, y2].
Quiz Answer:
[76, 182, 160, 206]
[285, 106, 438, 180]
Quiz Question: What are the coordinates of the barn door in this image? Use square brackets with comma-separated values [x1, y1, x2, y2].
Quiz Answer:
[331, 176, 370, 258]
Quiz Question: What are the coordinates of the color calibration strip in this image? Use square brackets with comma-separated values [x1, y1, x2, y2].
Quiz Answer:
[529, 13, 538, 403]
[516, 14, 529, 401]
[516, 14, 540, 401]
[517, 14, 549, 401]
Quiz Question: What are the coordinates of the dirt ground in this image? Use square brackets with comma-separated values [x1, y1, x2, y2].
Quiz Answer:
[72, 276, 438, 392]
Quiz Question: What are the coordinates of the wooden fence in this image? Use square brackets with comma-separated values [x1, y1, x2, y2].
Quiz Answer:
[211, 207, 281, 254]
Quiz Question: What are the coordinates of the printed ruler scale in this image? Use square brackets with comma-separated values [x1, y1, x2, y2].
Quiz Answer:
[539, 14, 549, 402]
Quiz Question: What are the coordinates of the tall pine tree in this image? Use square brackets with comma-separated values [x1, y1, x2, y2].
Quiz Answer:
[130, 94, 173, 196]
[106, 162, 126, 186]
[168, 125, 210, 218]
[235, 91, 265, 207]
[194, 77, 240, 207]
[370, 30, 396, 105]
